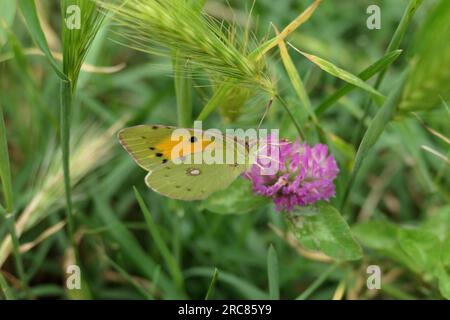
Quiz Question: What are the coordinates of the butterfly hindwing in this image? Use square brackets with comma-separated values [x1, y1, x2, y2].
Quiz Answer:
[145, 161, 247, 200]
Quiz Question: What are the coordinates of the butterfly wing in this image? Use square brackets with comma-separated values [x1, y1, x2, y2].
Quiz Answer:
[119, 125, 252, 200]
[145, 161, 247, 200]
[118, 125, 177, 171]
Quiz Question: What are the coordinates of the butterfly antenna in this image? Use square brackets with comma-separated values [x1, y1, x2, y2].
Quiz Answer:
[257, 98, 274, 131]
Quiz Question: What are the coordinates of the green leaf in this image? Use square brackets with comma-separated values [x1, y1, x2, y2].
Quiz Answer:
[397, 228, 441, 278]
[291, 48, 385, 104]
[267, 245, 279, 300]
[441, 235, 450, 267]
[352, 220, 416, 270]
[437, 266, 450, 300]
[354, 218, 450, 299]
[0, 0, 16, 47]
[421, 205, 450, 241]
[438, 235, 450, 299]
[18, 0, 67, 80]
[288, 203, 362, 261]
[316, 50, 403, 116]
[201, 178, 270, 214]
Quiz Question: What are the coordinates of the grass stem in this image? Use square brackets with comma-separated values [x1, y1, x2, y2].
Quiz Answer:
[60, 80, 79, 264]
[275, 95, 305, 139]
[0, 106, 31, 298]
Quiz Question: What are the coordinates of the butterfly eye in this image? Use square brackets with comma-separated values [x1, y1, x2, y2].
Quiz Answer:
[190, 136, 197, 143]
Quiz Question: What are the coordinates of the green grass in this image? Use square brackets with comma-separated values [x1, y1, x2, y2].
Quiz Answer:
[0, 0, 449, 300]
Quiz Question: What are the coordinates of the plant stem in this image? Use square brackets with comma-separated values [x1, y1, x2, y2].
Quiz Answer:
[60, 80, 79, 263]
[275, 95, 305, 139]
[173, 52, 192, 127]
[0, 106, 31, 298]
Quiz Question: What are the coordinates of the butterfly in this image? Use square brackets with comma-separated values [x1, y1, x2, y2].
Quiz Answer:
[118, 125, 255, 200]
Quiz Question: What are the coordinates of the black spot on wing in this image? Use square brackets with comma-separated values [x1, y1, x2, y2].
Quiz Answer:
[156, 153, 163, 157]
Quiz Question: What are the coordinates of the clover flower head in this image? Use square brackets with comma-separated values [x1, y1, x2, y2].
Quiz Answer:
[245, 140, 339, 212]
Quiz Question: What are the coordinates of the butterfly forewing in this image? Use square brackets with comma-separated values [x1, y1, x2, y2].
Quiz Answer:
[118, 125, 177, 171]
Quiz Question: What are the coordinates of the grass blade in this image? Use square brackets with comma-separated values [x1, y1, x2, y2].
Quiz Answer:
[18, 0, 66, 80]
[341, 71, 408, 210]
[291, 46, 385, 104]
[316, 50, 402, 115]
[249, 0, 321, 61]
[204, 267, 218, 300]
[0, 0, 16, 47]
[0, 271, 15, 300]
[352, 0, 424, 144]
[0, 106, 13, 211]
[105, 255, 154, 300]
[296, 263, 338, 300]
[0, 105, 30, 298]
[267, 244, 280, 300]
[185, 267, 269, 299]
[93, 193, 183, 298]
[134, 187, 184, 290]
[275, 26, 317, 124]
[375, 0, 423, 87]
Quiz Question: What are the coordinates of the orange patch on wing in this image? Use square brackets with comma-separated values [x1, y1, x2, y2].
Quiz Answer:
[155, 135, 214, 160]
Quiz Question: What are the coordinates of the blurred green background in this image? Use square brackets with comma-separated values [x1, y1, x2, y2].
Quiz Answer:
[0, 0, 449, 300]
